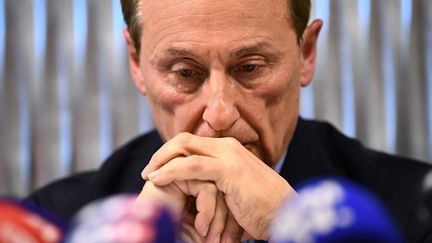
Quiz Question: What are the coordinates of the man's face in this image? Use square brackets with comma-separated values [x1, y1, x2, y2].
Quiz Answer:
[129, 0, 314, 167]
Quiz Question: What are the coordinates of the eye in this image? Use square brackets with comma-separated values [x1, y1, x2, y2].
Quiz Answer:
[234, 63, 263, 74]
[240, 64, 259, 73]
[230, 60, 270, 88]
[177, 68, 196, 78]
[170, 64, 206, 93]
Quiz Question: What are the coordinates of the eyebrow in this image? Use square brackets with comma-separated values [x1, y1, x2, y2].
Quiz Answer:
[164, 48, 201, 59]
[161, 42, 277, 60]
[229, 42, 275, 58]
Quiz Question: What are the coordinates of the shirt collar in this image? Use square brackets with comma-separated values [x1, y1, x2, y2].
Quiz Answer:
[273, 149, 288, 174]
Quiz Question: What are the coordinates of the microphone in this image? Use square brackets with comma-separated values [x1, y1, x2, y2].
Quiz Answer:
[417, 170, 432, 225]
[0, 199, 63, 243]
[65, 193, 179, 243]
[270, 178, 404, 243]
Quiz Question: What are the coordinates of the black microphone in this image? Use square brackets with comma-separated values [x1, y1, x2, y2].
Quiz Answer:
[0, 199, 63, 243]
[270, 177, 404, 243]
[65, 193, 179, 243]
[417, 170, 432, 225]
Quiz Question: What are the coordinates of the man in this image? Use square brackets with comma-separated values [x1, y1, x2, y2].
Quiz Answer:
[27, 0, 432, 242]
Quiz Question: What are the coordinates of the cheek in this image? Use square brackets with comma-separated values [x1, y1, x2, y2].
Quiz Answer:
[145, 77, 188, 106]
[252, 62, 302, 156]
[142, 72, 206, 140]
[268, 65, 302, 122]
[253, 63, 301, 108]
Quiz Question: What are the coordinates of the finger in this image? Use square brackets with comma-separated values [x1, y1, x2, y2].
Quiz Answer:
[135, 182, 187, 217]
[175, 180, 218, 237]
[142, 133, 201, 179]
[180, 223, 205, 243]
[204, 192, 228, 243]
[148, 155, 223, 187]
[142, 133, 194, 180]
[221, 211, 244, 242]
[191, 181, 218, 237]
[142, 133, 241, 179]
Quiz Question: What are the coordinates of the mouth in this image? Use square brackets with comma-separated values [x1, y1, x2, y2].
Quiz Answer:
[242, 142, 255, 151]
[241, 141, 267, 164]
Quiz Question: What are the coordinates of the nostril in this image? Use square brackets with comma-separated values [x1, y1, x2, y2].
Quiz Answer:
[202, 101, 240, 132]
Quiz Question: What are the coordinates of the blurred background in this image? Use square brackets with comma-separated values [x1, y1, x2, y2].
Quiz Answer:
[0, 0, 431, 197]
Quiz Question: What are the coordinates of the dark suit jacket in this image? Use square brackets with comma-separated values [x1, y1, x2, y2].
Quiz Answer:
[26, 118, 432, 242]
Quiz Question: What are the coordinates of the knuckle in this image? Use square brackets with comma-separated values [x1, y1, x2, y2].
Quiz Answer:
[200, 210, 213, 220]
[175, 132, 193, 144]
[230, 162, 242, 174]
[161, 164, 174, 175]
[223, 137, 241, 147]
[203, 182, 217, 194]
[187, 154, 199, 163]
[187, 155, 202, 170]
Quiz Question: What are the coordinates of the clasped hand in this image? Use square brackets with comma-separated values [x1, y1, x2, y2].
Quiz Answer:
[136, 133, 296, 242]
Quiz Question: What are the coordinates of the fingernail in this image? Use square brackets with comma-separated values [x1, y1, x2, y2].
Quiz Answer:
[203, 225, 209, 237]
[141, 170, 148, 180]
[148, 170, 159, 181]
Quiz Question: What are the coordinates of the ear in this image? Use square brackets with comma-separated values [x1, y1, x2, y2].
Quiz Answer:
[123, 29, 147, 95]
[300, 19, 323, 87]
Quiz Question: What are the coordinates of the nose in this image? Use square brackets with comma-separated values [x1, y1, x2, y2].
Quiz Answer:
[202, 72, 240, 132]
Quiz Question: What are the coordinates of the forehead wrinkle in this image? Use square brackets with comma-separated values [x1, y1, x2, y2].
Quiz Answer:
[148, 40, 284, 65]
[149, 43, 209, 65]
[148, 13, 242, 37]
[146, 29, 203, 61]
[141, 0, 191, 22]
[143, 0, 237, 29]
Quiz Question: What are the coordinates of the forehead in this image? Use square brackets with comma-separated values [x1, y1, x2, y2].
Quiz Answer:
[140, 0, 289, 22]
[139, 0, 293, 53]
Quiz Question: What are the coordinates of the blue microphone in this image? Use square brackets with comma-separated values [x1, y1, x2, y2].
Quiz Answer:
[65, 193, 179, 243]
[270, 178, 404, 243]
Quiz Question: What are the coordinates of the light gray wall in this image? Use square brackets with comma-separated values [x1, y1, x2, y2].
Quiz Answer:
[0, 0, 431, 196]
